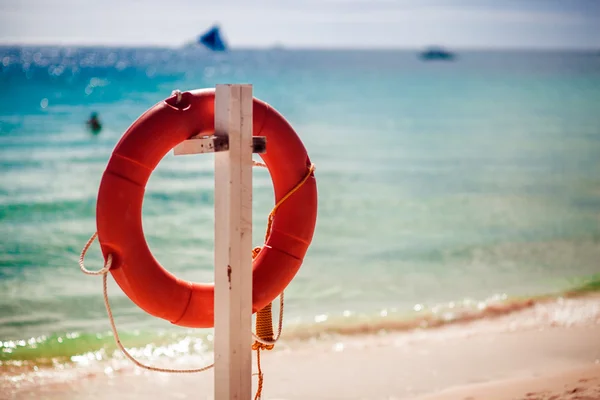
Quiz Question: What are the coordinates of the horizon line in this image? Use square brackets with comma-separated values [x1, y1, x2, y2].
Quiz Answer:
[0, 42, 598, 52]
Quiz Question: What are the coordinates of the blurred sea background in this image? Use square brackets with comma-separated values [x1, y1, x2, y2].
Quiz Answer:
[1, 45, 600, 393]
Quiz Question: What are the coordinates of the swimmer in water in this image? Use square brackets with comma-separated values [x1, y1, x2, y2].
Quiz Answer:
[87, 112, 102, 134]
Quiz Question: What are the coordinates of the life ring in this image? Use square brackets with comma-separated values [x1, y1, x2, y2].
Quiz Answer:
[96, 89, 317, 328]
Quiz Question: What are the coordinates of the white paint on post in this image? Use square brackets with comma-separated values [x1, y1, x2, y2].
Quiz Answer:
[214, 84, 254, 400]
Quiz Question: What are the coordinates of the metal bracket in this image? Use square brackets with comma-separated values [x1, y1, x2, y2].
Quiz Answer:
[173, 135, 266, 156]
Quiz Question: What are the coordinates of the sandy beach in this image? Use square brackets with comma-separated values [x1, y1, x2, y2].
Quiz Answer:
[7, 295, 599, 400]
[418, 364, 600, 400]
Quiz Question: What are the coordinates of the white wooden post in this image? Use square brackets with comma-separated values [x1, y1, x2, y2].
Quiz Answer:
[213, 84, 253, 400]
[174, 84, 257, 400]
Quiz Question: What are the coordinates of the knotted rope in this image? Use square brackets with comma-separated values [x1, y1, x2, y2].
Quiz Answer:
[79, 232, 214, 373]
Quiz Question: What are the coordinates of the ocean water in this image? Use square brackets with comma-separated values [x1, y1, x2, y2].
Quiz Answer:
[1, 46, 600, 392]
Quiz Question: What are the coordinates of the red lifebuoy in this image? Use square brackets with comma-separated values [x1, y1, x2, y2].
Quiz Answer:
[96, 89, 317, 328]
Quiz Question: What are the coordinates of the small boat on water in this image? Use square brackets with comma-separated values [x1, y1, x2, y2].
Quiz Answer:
[197, 25, 228, 52]
[419, 47, 456, 61]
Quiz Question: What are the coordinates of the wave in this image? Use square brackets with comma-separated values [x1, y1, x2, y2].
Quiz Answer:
[2, 274, 598, 367]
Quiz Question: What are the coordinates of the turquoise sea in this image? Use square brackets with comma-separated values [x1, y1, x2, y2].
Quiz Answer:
[1, 46, 600, 393]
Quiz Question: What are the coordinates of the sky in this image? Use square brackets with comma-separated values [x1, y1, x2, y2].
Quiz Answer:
[0, 0, 599, 49]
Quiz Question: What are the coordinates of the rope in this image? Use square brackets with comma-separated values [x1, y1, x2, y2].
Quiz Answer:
[79, 232, 111, 275]
[263, 163, 316, 244]
[79, 162, 315, 398]
[80, 232, 214, 373]
[171, 89, 183, 104]
[254, 347, 264, 400]
[250, 162, 315, 400]
[253, 303, 274, 349]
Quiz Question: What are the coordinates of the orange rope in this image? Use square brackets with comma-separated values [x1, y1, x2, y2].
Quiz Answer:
[251, 162, 315, 400]
[253, 303, 275, 350]
[263, 163, 316, 243]
[254, 347, 264, 400]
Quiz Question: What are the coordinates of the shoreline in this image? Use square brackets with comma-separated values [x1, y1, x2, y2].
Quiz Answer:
[3, 288, 599, 365]
[5, 293, 600, 399]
